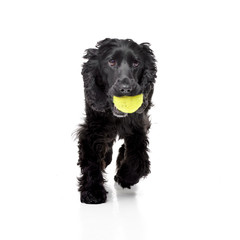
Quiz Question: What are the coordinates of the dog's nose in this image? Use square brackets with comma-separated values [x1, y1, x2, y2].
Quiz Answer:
[119, 84, 132, 93]
[118, 77, 133, 94]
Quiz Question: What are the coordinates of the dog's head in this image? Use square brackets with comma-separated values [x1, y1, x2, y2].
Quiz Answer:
[82, 38, 157, 117]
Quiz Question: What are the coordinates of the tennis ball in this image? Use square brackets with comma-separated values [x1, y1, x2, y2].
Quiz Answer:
[113, 94, 143, 113]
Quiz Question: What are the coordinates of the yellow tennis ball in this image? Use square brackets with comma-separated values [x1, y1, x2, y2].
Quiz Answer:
[113, 94, 143, 113]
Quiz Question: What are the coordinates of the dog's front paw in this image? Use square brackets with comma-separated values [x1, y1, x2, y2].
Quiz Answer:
[114, 175, 133, 189]
[80, 186, 107, 204]
[114, 163, 141, 188]
[114, 172, 139, 189]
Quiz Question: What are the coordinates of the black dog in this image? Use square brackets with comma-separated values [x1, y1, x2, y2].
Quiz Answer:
[77, 38, 157, 204]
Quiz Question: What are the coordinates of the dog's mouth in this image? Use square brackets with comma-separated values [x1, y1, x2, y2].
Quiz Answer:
[113, 106, 128, 118]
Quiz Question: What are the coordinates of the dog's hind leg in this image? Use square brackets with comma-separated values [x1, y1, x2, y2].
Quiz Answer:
[102, 141, 114, 169]
[116, 144, 125, 170]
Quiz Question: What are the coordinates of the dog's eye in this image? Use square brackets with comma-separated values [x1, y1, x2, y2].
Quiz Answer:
[132, 61, 139, 68]
[108, 59, 116, 67]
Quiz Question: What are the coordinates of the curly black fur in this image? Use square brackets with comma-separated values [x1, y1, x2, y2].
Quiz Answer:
[77, 38, 157, 204]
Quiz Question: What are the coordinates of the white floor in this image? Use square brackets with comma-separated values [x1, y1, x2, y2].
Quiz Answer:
[2, 126, 239, 240]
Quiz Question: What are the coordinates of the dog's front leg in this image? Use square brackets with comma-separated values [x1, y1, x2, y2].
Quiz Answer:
[115, 130, 151, 188]
[77, 123, 115, 204]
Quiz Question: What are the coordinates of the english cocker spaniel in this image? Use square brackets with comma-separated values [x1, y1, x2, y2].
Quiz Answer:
[77, 38, 157, 204]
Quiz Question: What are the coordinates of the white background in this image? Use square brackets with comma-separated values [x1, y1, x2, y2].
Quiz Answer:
[0, 0, 240, 239]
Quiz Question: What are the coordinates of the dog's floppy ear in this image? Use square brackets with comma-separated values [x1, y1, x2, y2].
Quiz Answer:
[81, 47, 108, 112]
[140, 43, 157, 96]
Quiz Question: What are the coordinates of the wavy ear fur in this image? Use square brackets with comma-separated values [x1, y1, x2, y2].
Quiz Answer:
[81, 47, 108, 112]
[140, 43, 157, 96]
